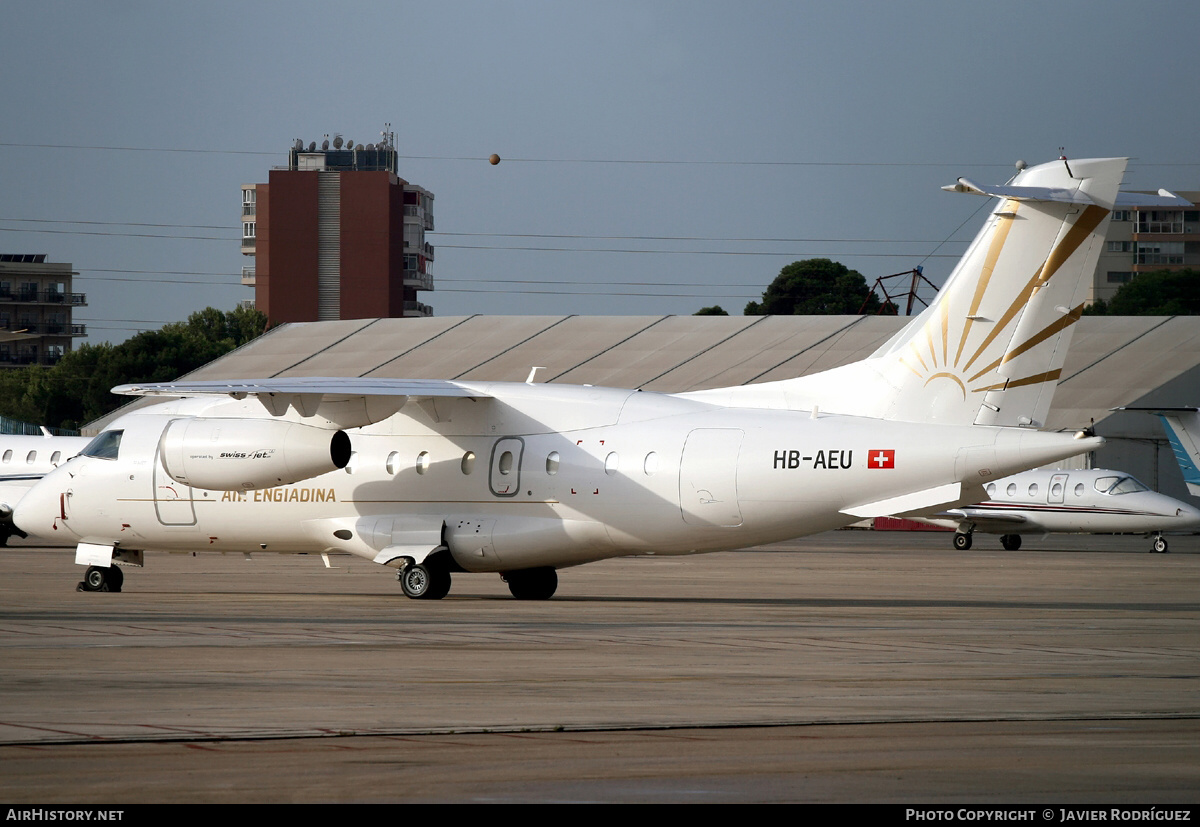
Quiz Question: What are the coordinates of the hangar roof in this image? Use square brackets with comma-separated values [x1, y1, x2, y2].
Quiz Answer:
[91, 315, 1200, 435]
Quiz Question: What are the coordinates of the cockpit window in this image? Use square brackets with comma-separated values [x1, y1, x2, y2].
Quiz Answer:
[1094, 475, 1149, 495]
[81, 430, 123, 460]
[1108, 476, 1149, 495]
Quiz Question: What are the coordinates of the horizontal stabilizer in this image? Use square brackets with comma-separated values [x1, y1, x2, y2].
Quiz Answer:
[942, 178, 1096, 205]
[842, 482, 962, 519]
[1114, 190, 1193, 208]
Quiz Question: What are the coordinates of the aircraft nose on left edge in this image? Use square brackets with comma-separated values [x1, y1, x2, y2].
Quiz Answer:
[11, 472, 76, 543]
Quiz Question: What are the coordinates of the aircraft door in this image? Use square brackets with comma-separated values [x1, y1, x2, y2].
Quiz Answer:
[489, 437, 524, 498]
[153, 428, 197, 526]
[1048, 473, 1069, 504]
[679, 428, 744, 526]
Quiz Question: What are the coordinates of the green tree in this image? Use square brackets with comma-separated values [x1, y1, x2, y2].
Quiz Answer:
[694, 305, 729, 316]
[1084, 269, 1200, 316]
[744, 259, 881, 315]
[0, 307, 268, 431]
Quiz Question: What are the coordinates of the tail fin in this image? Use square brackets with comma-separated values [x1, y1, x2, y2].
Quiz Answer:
[700, 157, 1130, 425]
[1156, 410, 1200, 497]
[808, 157, 1129, 425]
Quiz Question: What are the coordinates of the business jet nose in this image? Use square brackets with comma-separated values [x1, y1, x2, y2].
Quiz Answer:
[1177, 500, 1200, 531]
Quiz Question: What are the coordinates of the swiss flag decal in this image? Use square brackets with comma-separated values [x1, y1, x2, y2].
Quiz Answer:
[868, 449, 895, 469]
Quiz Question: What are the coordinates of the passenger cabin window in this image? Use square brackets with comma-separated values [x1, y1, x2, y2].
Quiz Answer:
[2, 450, 10, 463]
[81, 430, 123, 460]
[545, 451, 559, 475]
[386, 452, 400, 475]
[1074, 483, 1085, 497]
[985, 483, 996, 497]
[50, 451, 60, 464]
[1006, 483, 1017, 496]
[1027, 483, 1038, 497]
[462, 451, 476, 475]
[415, 452, 430, 475]
[25, 451, 36, 464]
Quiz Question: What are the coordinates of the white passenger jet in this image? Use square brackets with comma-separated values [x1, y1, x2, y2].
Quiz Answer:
[12, 157, 1189, 598]
[917, 467, 1200, 553]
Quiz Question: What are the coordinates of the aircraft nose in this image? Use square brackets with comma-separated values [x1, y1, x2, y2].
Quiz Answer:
[1178, 501, 1200, 530]
[11, 476, 71, 542]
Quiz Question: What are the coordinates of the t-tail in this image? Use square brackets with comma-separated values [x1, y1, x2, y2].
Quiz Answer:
[1121, 407, 1200, 498]
[692, 157, 1186, 428]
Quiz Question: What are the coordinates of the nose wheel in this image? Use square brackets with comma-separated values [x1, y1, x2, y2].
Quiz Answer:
[1151, 535, 1169, 554]
[77, 565, 123, 593]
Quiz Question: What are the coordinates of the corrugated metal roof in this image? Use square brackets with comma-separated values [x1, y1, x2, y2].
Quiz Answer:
[88, 316, 1200, 437]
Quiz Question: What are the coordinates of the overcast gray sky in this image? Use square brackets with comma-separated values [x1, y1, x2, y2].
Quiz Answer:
[2, 0, 1197, 344]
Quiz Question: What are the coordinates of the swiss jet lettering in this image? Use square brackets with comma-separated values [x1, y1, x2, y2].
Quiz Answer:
[772, 449, 853, 470]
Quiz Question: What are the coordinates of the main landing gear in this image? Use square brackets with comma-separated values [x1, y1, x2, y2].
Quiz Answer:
[1000, 534, 1022, 551]
[502, 567, 558, 600]
[398, 561, 452, 600]
[77, 565, 123, 593]
[953, 532, 973, 550]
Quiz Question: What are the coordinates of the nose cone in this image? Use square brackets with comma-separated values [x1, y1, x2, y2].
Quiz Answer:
[11, 472, 73, 542]
[1174, 499, 1200, 531]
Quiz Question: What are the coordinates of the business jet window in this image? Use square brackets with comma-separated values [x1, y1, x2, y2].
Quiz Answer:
[644, 452, 659, 475]
[498, 451, 513, 475]
[604, 452, 619, 476]
[1006, 483, 1017, 496]
[25, 451, 36, 464]
[985, 483, 996, 497]
[81, 430, 123, 460]
[386, 452, 400, 475]
[1051, 483, 1063, 498]
[1074, 483, 1085, 497]
[2, 450, 10, 463]
[545, 451, 559, 475]
[462, 451, 476, 475]
[415, 451, 430, 475]
[1027, 483, 1038, 497]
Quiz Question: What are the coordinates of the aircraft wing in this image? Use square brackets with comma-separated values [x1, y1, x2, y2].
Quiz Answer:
[936, 507, 1033, 531]
[112, 378, 491, 399]
[112, 378, 494, 428]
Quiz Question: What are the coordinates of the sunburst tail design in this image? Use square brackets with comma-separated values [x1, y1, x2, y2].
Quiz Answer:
[694, 157, 1129, 428]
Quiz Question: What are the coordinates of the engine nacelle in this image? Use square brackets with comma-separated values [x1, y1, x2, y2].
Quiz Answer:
[159, 418, 351, 490]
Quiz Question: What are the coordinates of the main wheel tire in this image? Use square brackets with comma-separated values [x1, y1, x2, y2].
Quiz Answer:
[107, 566, 124, 592]
[81, 566, 109, 592]
[1153, 536, 1169, 554]
[1000, 534, 1022, 551]
[953, 532, 973, 551]
[504, 567, 558, 600]
[399, 563, 451, 599]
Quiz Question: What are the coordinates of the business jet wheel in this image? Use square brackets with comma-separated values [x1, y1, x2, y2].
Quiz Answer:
[79, 566, 120, 592]
[399, 563, 451, 600]
[1152, 536, 1169, 554]
[1000, 534, 1022, 551]
[503, 567, 558, 600]
[953, 532, 973, 551]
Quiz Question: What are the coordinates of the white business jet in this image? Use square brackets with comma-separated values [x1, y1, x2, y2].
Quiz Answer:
[12, 157, 1187, 598]
[0, 430, 92, 546]
[918, 467, 1200, 552]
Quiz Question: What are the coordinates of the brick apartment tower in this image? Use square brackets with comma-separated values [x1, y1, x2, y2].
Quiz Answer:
[241, 132, 434, 324]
